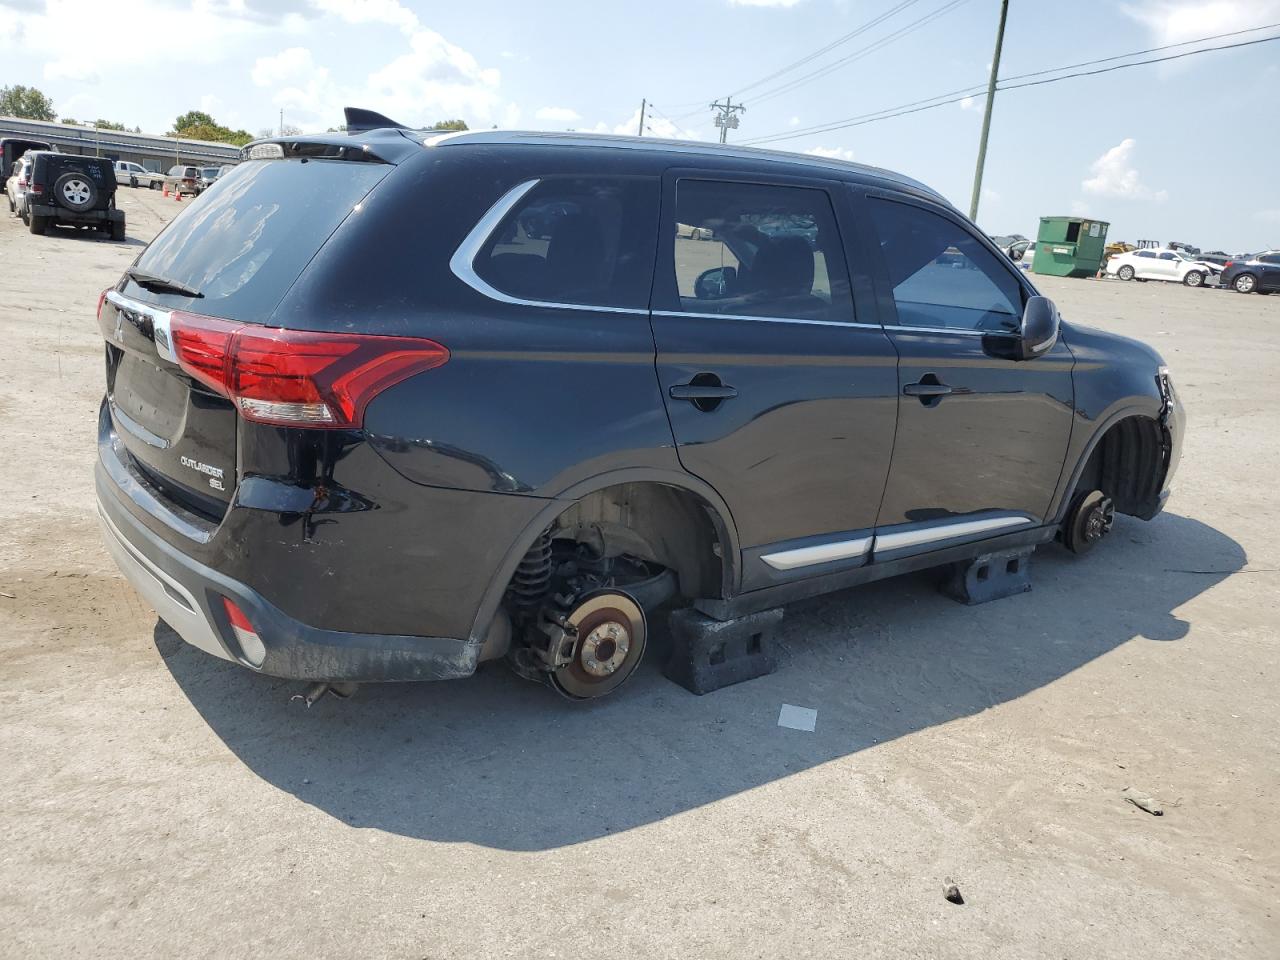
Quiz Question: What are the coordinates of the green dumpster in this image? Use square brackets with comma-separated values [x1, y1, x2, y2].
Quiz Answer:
[1030, 216, 1110, 277]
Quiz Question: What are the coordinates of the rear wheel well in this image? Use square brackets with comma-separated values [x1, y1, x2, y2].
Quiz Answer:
[546, 482, 726, 599]
[1072, 415, 1167, 520]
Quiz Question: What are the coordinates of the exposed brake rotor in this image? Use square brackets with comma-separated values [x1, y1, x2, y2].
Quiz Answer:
[542, 589, 647, 700]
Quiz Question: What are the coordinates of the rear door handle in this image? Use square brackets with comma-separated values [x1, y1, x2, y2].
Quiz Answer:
[902, 382, 952, 397]
[669, 384, 738, 401]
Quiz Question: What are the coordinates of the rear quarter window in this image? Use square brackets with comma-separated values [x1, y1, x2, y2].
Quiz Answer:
[127, 158, 390, 322]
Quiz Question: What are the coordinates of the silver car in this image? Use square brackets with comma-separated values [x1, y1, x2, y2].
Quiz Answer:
[6, 155, 32, 218]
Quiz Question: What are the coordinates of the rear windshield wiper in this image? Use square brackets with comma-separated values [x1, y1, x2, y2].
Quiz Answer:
[126, 268, 204, 299]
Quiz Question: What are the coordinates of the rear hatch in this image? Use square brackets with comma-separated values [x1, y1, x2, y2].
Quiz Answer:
[100, 156, 393, 521]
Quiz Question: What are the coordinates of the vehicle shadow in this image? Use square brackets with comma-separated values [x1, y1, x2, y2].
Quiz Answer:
[155, 511, 1243, 851]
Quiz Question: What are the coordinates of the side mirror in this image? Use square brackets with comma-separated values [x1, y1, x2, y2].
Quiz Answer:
[694, 265, 737, 300]
[1019, 295, 1060, 359]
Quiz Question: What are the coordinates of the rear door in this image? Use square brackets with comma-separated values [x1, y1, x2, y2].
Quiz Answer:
[1258, 253, 1280, 291]
[862, 191, 1074, 552]
[651, 170, 899, 590]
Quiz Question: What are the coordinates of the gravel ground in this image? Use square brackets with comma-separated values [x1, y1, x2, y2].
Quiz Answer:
[2, 186, 1277, 959]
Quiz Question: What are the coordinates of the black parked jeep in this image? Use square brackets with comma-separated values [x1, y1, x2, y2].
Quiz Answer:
[95, 109, 1183, 701]
[25, 152, 125, 240]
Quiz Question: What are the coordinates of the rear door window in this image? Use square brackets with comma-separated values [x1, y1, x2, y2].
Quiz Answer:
[473, 177, 658, 309]
[127, 158, 390, 322]
[663, 178, 854, 323]
[868, 198, 1023, 333]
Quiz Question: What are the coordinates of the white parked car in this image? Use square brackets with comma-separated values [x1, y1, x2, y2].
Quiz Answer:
[1105, 248, 1221, 288]
[113, 161, 163, 190]
[1007, 239, 1035, 270]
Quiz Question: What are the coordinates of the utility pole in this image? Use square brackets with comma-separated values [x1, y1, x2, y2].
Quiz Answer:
[279, 108, 284, 137]
[710, 97, 746, 144]
[969, 0, 1009, 222]
[637, 99, 646, 136]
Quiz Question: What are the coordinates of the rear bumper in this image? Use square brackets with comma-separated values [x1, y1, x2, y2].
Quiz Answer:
[30, 202, 123, 224]
[96, 465, 483, 682]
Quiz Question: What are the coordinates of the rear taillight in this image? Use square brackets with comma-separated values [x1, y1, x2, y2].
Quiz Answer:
[169, 311, 448, 429]
[29, 183, 43, 195]
[96, 288, 109, 321]
[1224, 260, 1234, 268]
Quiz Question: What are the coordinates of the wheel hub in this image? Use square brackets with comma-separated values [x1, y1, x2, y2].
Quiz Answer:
[1084, 498, 1114, 542]
[580, 620, 630, 677]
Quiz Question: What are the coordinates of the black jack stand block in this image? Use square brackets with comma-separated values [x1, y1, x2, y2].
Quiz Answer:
[663, 606, 784, 695]
[941, 546, 1035, 605]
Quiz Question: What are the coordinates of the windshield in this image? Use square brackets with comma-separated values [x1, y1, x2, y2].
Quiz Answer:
[202, 168, 220, 178]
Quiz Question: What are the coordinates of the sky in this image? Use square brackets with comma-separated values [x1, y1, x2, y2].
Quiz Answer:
[2, 0, 1277, 250]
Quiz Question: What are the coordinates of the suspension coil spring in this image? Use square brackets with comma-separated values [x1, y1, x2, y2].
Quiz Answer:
[510, 529, 554, 611]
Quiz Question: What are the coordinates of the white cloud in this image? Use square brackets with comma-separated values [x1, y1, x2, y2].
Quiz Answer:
[959, 96, 978, 111]
[1082, 138, 1165, 201]
[805, 145, 856, 162]
[252, 47, 318, 87]
[1254, 209, 1280, 223]
[729, 0, 805, 6]
[982, 187, 1001, 204]
[250, 25, 504, 130]
[610, 107, 700, 140]
[788, 116, 800, 126]
[311, 0, 419, 34]
[535, 106, 582, 123]
[1121, 0, 1280, 45]
[44, 59, 99, 83]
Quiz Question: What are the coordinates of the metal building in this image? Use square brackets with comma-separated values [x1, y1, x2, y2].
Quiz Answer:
[0, 115, 239, 172]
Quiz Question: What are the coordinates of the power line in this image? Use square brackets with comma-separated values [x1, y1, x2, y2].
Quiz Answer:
[745, 0, 973, 109]
[664, 0, 930, 115]
[742, 29, 1280, 146]
[729, 0, 928, 98]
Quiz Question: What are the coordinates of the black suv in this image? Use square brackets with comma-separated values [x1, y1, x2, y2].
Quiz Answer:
[26, 152, 125, 239]
[95, 112, 1183, 700]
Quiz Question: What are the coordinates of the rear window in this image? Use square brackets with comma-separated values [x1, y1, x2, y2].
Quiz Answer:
[127, 158, 390, 322]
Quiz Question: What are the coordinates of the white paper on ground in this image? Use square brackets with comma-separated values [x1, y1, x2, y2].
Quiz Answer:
[777, 703, 818, 732]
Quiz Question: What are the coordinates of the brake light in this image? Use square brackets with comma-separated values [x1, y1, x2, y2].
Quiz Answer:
[96, 288, 109, 321]
[30, 183, 43, 195]
[169, 311, 448, 429]
[1224, 260, 1234, 268]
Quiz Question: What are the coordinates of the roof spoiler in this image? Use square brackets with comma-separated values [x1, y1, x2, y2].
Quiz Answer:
[344, 107, 409, 133]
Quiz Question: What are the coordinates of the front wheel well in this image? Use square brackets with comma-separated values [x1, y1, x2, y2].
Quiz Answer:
[1071, 415, 1168, 520]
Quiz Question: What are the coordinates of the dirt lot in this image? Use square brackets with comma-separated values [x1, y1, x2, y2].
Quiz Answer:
[2, 186, 1278, 959]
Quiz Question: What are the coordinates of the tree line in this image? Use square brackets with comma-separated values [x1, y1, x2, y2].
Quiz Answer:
[2, 85, 469, 145]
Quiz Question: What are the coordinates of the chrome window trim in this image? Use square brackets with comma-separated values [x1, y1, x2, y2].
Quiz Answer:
[761, 537, 873, 571]
[448, 178, 648, 316]
[882, 324, 1016, 337]
[106, 290, 178, 361]
[873, 514, 1035, 553]
[653, 309, 881, 330]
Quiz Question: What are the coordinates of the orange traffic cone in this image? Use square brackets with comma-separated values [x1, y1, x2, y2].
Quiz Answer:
[162, 185, 169, 197]
[174, 191, 183, 202]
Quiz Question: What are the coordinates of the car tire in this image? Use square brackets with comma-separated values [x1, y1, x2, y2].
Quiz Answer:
[129, 176, 138, 188]
[1117, 264, 1135, 281]
[1234, 273, 1258, 294]
[150, 179, 161, 191]
[29, 214, 48, 235]
[1183, 270, 1204, 287]
[111, 219, 125, 241]
[52, 172, 99, 212]
[6, 194, 13, 214]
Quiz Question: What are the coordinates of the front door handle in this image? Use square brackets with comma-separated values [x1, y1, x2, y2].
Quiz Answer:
[669, 384, 738, 401]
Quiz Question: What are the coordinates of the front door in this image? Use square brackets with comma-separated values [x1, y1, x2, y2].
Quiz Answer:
[651, 171, 899, 590]
[861, 191, 1075, 556]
